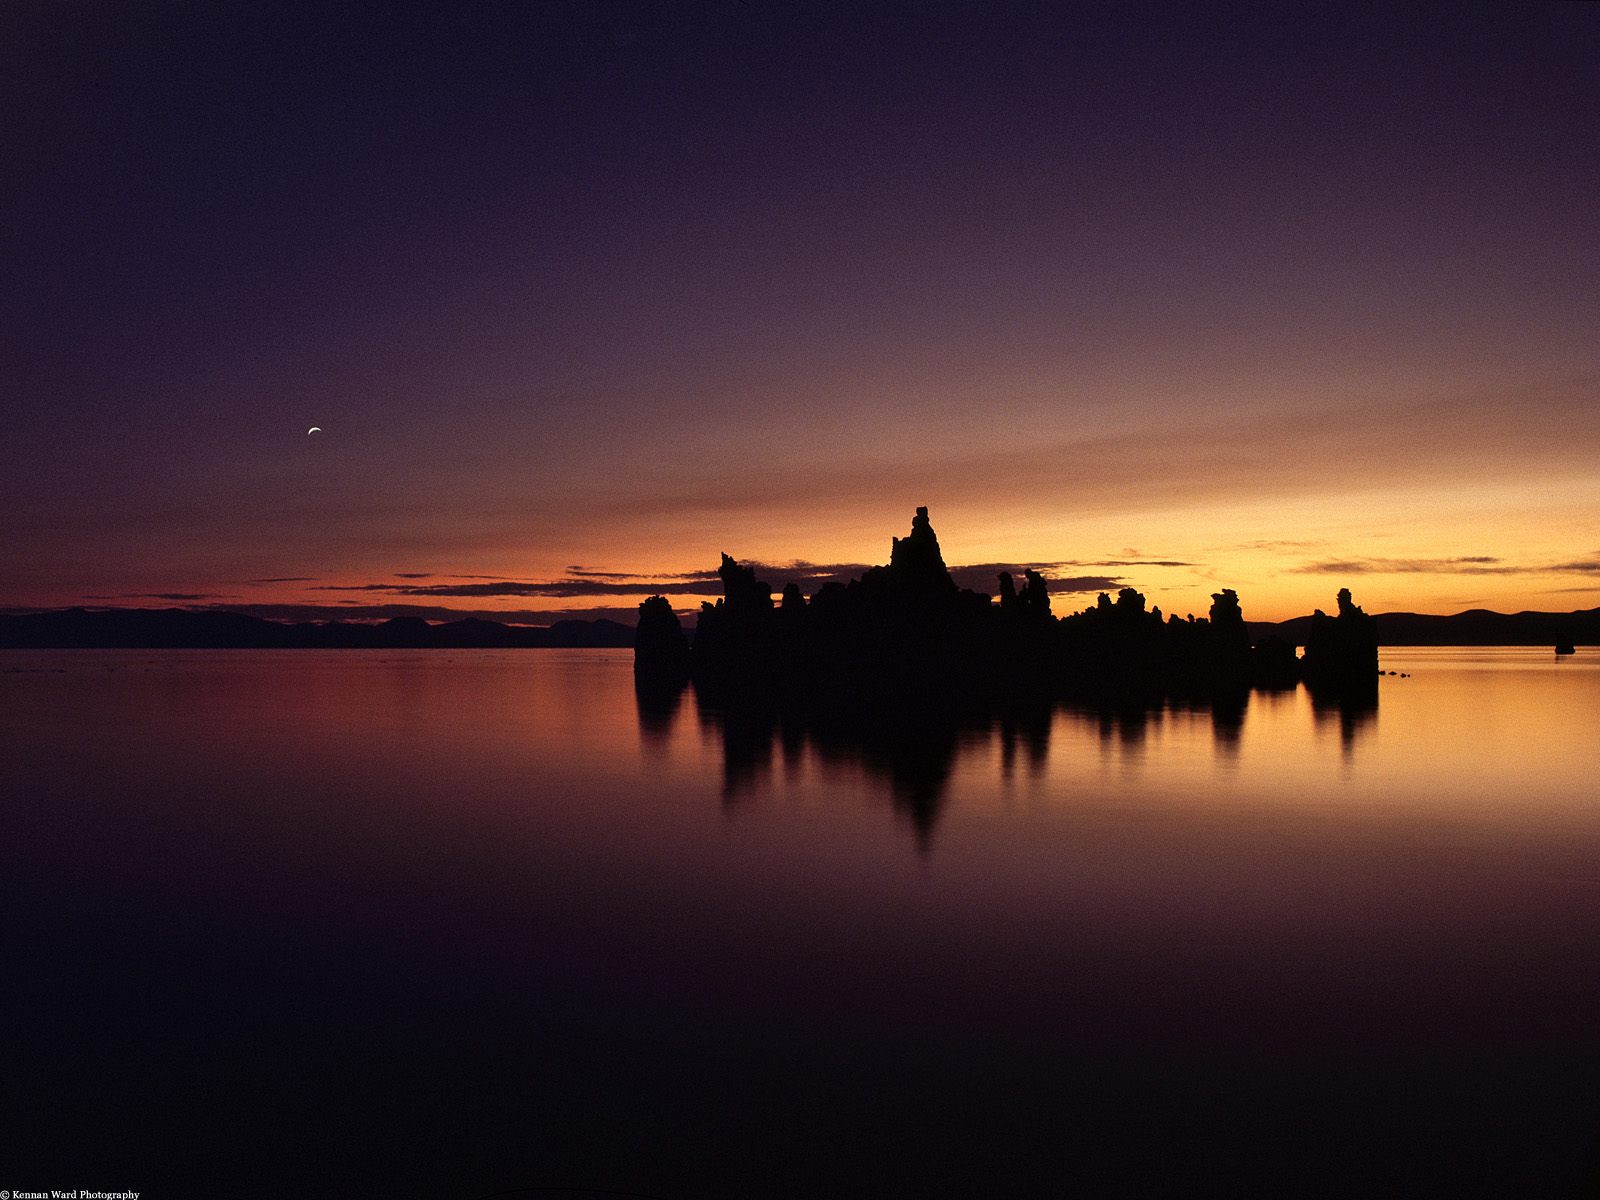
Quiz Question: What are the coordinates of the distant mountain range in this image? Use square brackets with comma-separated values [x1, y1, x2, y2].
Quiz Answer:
[0, 603, 1594, 650]
[1249, 606, 1598, 647]
[0, 607, 635, 649]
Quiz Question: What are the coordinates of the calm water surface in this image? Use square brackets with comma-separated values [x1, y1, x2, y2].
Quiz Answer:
[4, 648, 1599, 1197]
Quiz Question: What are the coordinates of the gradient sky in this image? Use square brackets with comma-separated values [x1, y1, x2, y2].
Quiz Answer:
[6, 3, 1599, 624]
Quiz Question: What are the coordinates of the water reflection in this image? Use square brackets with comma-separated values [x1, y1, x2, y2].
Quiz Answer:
[686, 684, 977, 847]
[998, 704, 1050, 780]
[1308, 680, 1379, 757]
[6, 650, 1597, 1197]
[1211, 688, 1249, 756]
[634, 678, 684, 754]
[648, 679, 1379, 845]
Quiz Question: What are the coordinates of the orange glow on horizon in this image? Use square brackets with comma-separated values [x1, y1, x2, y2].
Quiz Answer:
[11, 376, 1597, 624]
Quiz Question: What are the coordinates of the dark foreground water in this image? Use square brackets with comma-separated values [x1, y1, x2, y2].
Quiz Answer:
[3, 648, 1599, 1198]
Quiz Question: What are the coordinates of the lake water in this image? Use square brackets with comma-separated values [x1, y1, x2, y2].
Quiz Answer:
[4, 647, 1598, 1197]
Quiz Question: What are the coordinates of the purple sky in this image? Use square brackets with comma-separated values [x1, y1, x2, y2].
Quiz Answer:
[5, 3, 1598, 622]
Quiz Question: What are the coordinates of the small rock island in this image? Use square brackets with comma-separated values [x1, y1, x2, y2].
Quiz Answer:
[635, 507, 1378, 703]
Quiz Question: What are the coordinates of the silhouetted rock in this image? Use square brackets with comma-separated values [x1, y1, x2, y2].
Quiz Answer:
[718, 552, 774, 613]
[1021, 569, 1051, 620]
[634, 595, 690, 683]
[691, 555, 778, 682]
[1206, 588, 1253, 683]
[628, 507, 1403, 721]
[997, 571, 1018, 614]
[630, 507, 1409, 835]
[888, 505, 957, 596]
[1251, 635, 1301, 688]
[1303, 588, 1380, 689]
[645, 506, 1358, 706]
[1209, 588, 1249, 653]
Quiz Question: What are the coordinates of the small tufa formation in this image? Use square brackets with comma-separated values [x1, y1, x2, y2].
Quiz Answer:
[1303, 587, 1379, 686]
[633, 595, 690, 684]
[998, 570, 1051, 621]
[716, 552, 773, 614]
[1208, 588, 1253, 680]
[1209, 588, 1248, 650]
[690, 555, 777, 680]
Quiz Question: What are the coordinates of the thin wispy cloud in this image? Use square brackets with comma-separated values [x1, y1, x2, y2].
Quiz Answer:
[562, 565, 724, 580]
[1294, 556, 1600, 577]
[1078, 559, 1193, 568]
[332, 579, 732, 598]
[944, 564, 1129, 593]
[1026, 575, 1124, 595]
[195, 603, 647, 625]
[1295, 556, 1511, 575]
[83, 591, 237, 601]
[563, 376, 1600, 534]
[1223, 540, 1328, 553]
[311, 558, 1145, 601]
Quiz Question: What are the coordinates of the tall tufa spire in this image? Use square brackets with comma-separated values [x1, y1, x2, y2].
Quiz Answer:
[888, 506, 956, 593]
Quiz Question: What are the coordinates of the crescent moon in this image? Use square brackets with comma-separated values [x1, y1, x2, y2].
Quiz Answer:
[307, 426, 322, 435]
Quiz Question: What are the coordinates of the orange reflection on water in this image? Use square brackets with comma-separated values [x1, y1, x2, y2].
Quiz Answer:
[5, 646, 1600, 1194]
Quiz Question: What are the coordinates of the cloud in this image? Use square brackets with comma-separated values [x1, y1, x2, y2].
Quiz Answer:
[1222, 540, 1328, 553]
[308, 557, 1146, 602]
[243, 576, 318, 584]
[559, 376, 1600, 534]
[1079, 559, 1193, 568]
[1294, 555, 1600, 577]
[316, 579, 729, 598]
[753, 561, 876, 584]
[1036, 575, 1125, 595]
[193, 603, 647, 625]
[945, 564, 1127, 593]
[959, 558, 1192, 571]
[82, 591, 236, 601]
[1294, 556, 1509, 575]
[393, 572, 433, 579]
[562, 565, 714, 579]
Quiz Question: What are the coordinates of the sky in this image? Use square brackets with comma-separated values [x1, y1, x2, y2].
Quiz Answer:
[5, 2, 1599, 624]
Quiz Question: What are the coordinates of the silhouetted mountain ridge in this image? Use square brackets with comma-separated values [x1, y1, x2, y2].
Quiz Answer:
[0, 608, 635, 649]
[1251, 606, 1600, 647]
[4, 598, 1592, 652]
